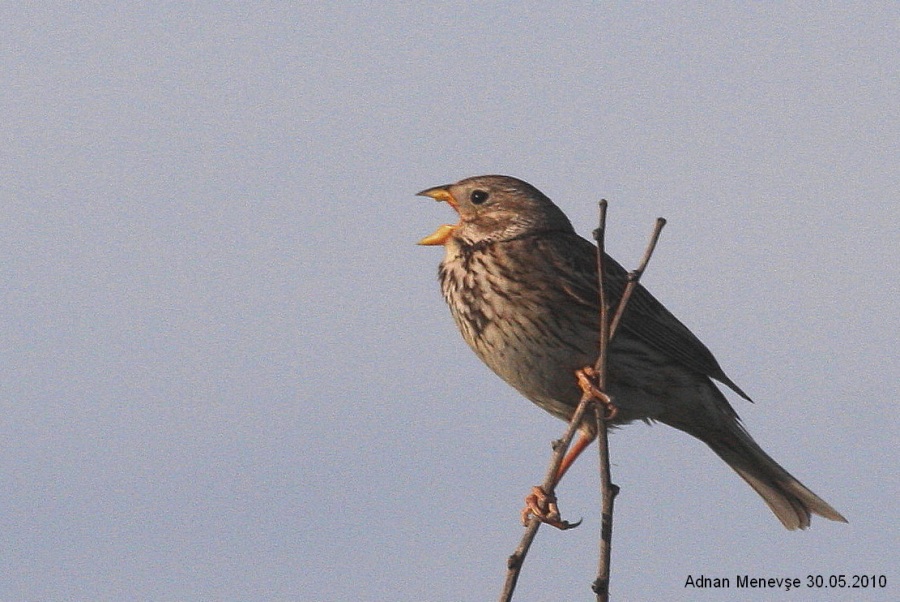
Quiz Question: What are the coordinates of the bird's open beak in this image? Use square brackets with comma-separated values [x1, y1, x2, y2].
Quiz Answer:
[417, 185, 459, 246]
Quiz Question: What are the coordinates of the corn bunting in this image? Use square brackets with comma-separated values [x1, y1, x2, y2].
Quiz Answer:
[418, 174, 845, 530]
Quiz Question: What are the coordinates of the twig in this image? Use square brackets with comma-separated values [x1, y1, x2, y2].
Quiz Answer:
[608, 218, 667, 340]
[592, 214, 666, 600]
[594, 200, 611, 387]
[591, 200, 615, 601]
[500, 391, 595, 602]
[498, 204, 667, 602]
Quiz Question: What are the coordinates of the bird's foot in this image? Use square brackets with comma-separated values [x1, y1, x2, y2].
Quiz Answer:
[576, 367, 618, 420]
[521, 486, 582, 530]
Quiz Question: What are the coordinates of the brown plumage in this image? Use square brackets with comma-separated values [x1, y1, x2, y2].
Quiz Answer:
[418, 174, 846, 530]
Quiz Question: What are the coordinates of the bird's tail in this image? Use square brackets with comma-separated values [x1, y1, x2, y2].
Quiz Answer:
[691, 419, 847, 530]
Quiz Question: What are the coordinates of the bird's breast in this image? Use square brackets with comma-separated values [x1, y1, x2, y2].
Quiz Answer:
[437, 244, 598, 408]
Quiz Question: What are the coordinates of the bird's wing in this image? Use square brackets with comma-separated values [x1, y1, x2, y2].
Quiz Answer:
[548, 233, 752, 401]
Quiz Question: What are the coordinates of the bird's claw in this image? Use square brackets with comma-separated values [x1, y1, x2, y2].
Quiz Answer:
[576, 367, 618, 420]
[522, 486, 582, 530]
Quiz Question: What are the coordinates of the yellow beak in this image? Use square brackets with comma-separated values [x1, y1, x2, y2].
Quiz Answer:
[418, 224, 457, 246]
[417, 185, 459, 246]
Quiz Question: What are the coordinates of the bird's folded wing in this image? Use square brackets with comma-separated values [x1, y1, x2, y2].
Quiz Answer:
[549, 233, 753, 402]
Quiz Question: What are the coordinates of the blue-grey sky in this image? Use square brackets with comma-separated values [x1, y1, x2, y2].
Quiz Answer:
[2, 4, 897, 601]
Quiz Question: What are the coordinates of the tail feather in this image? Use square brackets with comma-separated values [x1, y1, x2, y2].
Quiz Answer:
[705, 424, 847, 530]
[730, 464, 846, 530]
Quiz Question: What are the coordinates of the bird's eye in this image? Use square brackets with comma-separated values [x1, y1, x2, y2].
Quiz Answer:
[470, 190, 489, 205]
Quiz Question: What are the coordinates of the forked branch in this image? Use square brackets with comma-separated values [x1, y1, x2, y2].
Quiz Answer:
[591, 208, 666, 601]
[500, 201, 666, 602]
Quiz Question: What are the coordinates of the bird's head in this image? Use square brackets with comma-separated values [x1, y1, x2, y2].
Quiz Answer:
[417, 175, 574, 247]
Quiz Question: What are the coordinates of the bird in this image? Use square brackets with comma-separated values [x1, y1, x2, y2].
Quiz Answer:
[417, 174, 846, 530]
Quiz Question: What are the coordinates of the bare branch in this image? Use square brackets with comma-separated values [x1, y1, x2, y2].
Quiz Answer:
[500, 392, 595, 602]
[591, 200, 615, 602]
[593, 214, 666, 600]
[498, 203, 667, 602]
[594, 200, 610, 389]
[608, 218, 667, 339]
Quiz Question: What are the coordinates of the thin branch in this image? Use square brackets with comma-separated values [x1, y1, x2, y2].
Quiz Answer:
[498, 205, 667, 602]
[592, 215, 666, 600]
[608, 218, 667, 339]
[595, 200, 610, 390]
[591, 200, 614, 602]
[592, 396, 615, 601]
[500, 392, 595, 602]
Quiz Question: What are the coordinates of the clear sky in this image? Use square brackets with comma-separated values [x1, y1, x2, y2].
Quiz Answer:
[2, 3, 897, 601]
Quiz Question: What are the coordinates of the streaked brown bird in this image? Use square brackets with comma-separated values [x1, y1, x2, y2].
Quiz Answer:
[418, 174, 846, 530]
